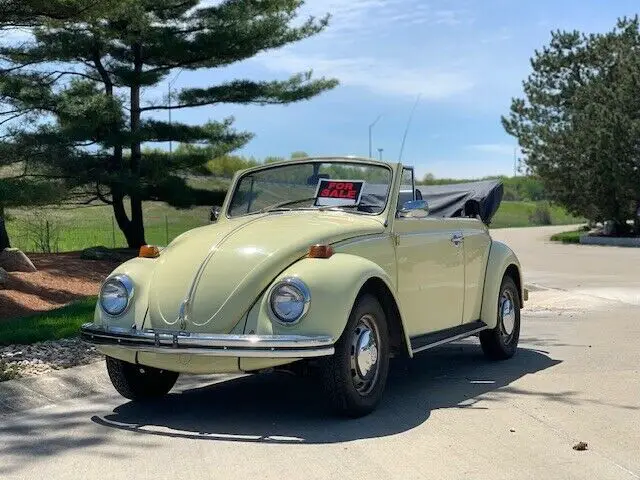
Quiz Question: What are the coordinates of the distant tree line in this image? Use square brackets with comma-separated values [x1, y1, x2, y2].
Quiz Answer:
[417, 173, 547, 202]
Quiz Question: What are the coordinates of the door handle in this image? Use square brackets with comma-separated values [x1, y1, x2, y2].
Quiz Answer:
[451, 233, 463, 246]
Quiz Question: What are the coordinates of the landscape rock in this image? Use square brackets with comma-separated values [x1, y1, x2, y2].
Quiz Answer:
[0, 248, 37, 272]
[80, 246, 135, 262]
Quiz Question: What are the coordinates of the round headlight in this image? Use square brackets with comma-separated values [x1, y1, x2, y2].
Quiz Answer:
[100, 275, 134, 316]
[269, 278, 310, 324]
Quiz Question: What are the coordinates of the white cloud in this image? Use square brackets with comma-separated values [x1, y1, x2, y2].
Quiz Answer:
[256, 51, 474, 100]
[296, 0, 473, 37]
[467, 144, 519, 156]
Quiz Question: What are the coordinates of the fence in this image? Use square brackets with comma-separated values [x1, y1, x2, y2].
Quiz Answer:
[6, 206, 210, 254]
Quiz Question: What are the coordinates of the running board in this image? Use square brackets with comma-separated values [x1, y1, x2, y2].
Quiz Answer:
[410, 320, 489, 354]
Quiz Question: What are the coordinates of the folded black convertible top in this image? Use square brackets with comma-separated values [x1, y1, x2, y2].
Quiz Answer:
[418, 179, 504, 225]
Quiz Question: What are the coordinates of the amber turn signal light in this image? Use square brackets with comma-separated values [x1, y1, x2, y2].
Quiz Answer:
[139, 245, 160, 258]
[308, 244, 333, 259]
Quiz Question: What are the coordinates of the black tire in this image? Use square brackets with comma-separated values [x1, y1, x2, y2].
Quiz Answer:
[479, 275, 521, 360]
[320, 293, 390, 418]
[106, 356, 179, 401]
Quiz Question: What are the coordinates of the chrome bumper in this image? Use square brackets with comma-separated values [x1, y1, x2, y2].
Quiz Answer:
[80, 323, 335, 358]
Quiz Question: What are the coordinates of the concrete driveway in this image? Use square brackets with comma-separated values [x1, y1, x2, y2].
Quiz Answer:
[492, 225, 640, 305]
[1, 225, 639, 480]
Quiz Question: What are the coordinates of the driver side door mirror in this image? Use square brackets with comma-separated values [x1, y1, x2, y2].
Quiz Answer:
[397, 199, 429, 218]
[210, 206, 221, 222]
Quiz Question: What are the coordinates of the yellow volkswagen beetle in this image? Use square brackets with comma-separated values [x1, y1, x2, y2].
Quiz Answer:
[81, 156, 525, 417]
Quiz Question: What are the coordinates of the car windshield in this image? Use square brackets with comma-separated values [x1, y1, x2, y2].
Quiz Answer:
[227, 160, 392, 217]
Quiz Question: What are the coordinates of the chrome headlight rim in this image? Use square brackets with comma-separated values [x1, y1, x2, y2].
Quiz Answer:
[99, 274, 135, 317]
[268, 277, 311, 326]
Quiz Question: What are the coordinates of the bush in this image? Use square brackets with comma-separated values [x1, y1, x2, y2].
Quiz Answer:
[20, 211, 62, 253]
[529, 203, 553, 225]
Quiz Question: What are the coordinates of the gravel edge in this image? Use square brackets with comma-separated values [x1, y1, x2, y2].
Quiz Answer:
[1, 338, 103, 382]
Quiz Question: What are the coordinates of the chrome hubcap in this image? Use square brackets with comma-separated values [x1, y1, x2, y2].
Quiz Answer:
[500, 291, 516, 337]
[350, 314, 380, 395]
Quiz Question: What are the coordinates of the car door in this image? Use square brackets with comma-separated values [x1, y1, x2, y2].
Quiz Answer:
[392, 167, 465, 338]
[458, 217, 492, 324]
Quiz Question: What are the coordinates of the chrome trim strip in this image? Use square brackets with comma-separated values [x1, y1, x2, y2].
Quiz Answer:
[81, 323, 335, 358]
[411, 326, 488, 354]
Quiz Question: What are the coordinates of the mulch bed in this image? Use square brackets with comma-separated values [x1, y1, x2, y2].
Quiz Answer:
[0, 252, 121, 320]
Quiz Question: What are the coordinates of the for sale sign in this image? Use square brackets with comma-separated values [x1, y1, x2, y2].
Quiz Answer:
[314, 179, 365, 207]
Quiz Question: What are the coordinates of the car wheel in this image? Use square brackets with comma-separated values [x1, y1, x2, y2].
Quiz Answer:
[106, 356, 179, 401]
[321, 293, 390, 418]
[479, 275, 521, 360]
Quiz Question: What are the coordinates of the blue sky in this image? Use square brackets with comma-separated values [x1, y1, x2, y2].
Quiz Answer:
[8, 0, 638, 180]
[160, 0, 638, 180]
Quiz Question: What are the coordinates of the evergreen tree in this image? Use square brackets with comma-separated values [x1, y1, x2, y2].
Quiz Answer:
[1, 0, 104, 249]
[503, 17, 640, 232]
[0, 0, 338, 247]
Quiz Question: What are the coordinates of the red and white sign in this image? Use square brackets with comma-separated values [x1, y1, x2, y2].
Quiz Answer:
[314, 179, 365, 207]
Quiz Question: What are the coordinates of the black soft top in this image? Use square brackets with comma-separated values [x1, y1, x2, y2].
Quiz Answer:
[417, 179, 504, 225]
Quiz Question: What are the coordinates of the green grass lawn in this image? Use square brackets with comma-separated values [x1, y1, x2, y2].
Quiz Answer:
[0, 297, 96, 346]
[491, 201, 584, 229]
[6, 202, 212, 253]
[550, 229, 584, 244]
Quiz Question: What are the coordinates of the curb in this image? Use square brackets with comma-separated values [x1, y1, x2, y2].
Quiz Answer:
[579, 234, 640, 248]
[0, 361, 110, 418]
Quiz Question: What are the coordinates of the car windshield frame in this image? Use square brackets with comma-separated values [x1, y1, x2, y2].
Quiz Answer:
[225, 159, 394, 219]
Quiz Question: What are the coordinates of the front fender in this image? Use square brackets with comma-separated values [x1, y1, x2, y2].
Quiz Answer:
[92, 257, 155, 330]
[244, 253, 406, 346]
[480, 240, 523, 329]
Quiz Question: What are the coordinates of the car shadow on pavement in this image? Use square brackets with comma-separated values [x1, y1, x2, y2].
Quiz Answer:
[91, 342, 561, 444]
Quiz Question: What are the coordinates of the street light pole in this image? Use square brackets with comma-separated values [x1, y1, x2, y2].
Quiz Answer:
[368, 114, 382, 158]
[378, 148, 384, 160]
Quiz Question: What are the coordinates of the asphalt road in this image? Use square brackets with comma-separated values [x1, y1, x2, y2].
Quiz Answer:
[1, 225, 639, 480]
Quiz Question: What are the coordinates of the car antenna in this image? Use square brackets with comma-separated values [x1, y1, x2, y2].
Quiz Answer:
[398, 93, 421, 163]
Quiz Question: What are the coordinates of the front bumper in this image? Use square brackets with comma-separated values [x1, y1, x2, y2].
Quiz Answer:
[80, 323, 335, 358]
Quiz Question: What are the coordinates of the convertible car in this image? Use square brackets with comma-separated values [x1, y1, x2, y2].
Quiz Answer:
[81, 156, 526, 417]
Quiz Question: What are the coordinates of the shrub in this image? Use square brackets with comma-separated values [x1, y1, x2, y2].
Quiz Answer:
[529, 204, 552, 225]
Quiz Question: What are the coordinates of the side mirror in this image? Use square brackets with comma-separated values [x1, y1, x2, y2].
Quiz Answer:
[210, 206, 221, 222]
[398, 199, 429, 218]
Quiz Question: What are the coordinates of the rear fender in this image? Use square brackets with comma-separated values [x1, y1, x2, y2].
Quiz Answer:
[480, 240, 523, 329]
[244, 253, 411, 355]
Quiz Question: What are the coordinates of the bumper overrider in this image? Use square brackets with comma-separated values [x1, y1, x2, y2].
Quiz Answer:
[80, 323, 335, 358]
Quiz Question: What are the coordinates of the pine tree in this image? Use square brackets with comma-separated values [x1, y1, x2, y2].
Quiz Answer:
[502, 16, 640, 232]
[1, 0, 103, 249]
[0, 0, 338, 248]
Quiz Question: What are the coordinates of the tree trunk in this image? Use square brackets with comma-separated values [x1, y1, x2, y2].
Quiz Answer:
[93, 47, 146, 249]
[111, 187, 146, 248]
[0, 205, 10, 250]
[126, 40, 146, 248]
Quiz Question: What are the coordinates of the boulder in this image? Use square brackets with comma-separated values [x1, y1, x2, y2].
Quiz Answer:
[81, 246, 118, 261]
[0, 248, 37, 272]
[80, 246, 136, 262]
[0, 267, 8, 288]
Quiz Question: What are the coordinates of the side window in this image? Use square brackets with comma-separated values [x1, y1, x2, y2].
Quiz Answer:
[398, 167, 415, 209]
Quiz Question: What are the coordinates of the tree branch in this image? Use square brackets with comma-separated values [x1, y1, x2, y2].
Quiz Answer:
[140, 101, 213, 112]
[96, 182, 113, 205]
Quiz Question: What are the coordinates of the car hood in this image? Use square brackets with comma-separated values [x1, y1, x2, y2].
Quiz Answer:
[147, 211, 385, 333]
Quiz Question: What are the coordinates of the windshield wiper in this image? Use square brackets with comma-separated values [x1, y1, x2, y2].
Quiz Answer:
[255, 197, 318, 214]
